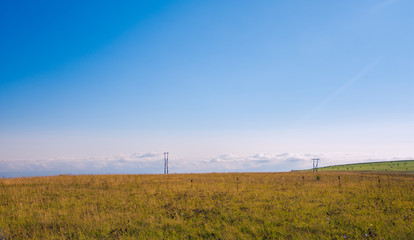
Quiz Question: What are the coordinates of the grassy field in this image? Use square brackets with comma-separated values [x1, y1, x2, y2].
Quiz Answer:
[316, 160, 414, 173]
[0, 172, 413, 239]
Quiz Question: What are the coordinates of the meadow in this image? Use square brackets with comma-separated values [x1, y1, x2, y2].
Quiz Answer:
[316, 160, 414, 173]
[0, 172, 413, 239]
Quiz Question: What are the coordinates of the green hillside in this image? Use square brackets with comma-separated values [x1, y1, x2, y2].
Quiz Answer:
[316, 160, 414, 172]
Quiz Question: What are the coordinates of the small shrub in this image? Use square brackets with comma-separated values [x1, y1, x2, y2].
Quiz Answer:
[316, 175, 320, 181]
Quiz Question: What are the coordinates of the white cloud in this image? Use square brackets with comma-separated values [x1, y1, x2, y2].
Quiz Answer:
[1, 152, 412, 178]
[130, 152, 161, 158]
[201, 153, 311, 172]
[0, 152, 165, 177]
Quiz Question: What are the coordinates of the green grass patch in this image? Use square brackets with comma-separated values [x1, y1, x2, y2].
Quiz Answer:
[315, 160, 414, 173]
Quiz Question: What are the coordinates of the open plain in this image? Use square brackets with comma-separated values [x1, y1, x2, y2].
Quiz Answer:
[0, 172, 413, 239]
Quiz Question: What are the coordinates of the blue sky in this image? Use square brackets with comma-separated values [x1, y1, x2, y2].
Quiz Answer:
[1, 0, 413, 177]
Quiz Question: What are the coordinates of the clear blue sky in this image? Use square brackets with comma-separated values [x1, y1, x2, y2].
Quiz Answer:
[1, 0, 413, 176]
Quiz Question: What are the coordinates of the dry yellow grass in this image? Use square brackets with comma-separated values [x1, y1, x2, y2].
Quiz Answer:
[0, 172, 413, 239]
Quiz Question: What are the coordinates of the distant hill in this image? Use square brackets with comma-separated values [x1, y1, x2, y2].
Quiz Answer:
[313, 160, 414, 173]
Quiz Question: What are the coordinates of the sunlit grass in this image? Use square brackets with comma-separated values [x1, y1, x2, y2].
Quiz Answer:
[0, 172, 413, 239]
[317, 160, 414, 172]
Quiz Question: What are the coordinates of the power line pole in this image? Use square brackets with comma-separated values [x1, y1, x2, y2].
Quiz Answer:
[312, 158, 319, 172]
[164, 152, 169, 174]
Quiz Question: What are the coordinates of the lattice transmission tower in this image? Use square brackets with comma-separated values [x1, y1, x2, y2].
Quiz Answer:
[163, 152, 169, 174]
[312, 158, 319, 172]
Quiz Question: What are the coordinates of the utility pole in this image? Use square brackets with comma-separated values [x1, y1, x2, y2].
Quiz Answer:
[164, 152, 169, 174]
[312, 158, 319, 172]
